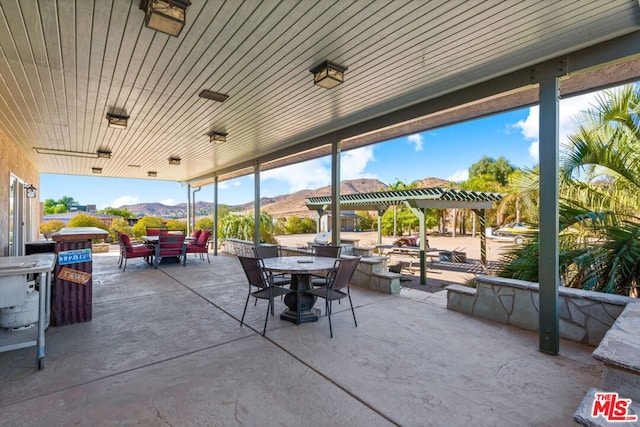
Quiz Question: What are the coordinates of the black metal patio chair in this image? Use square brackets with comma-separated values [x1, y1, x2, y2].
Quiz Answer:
[238, 256, 293, 336]
[305, 257, 360, 338]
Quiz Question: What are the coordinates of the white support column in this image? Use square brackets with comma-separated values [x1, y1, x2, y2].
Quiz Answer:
[213, 176, 218, 256]
[186, 184, 192, 235]
[254, 161, 261, 248]
[331, 141, 341, 246]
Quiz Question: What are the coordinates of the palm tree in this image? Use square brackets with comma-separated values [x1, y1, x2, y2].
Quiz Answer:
[499, 85, 640, 296]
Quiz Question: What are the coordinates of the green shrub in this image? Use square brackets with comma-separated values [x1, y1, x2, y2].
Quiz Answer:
[67, 213, 109, 242]
[131, 216, 165, 238]
[40, 220, 65, 239]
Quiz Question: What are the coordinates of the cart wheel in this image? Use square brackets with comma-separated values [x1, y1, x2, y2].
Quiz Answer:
[38, 358, 45, 370]
[514, 236, 523, 245]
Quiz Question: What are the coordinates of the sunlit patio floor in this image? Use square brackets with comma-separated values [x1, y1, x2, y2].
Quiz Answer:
[0, 250, 601, 426]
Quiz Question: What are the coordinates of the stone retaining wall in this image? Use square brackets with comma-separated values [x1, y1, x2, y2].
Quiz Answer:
[446, 275, 633, 346]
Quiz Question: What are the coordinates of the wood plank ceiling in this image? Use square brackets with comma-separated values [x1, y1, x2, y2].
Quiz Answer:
[0, 0, 639, 184]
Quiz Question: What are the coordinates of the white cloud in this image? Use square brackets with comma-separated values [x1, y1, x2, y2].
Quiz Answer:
[528, 141, 539, 161]
[512, 91, 602, 162]
[407, 133, 424, 152]
[110, 195, 139, 208]
[218, 182, 229, 189]
[160, 198, 175, 206]
[341, 146, 376, 180]
[262, 146, 376, 192]
[447, 169, 469, 182]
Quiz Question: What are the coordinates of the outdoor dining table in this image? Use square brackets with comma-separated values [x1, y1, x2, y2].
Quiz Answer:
[261, 256, 338, 325]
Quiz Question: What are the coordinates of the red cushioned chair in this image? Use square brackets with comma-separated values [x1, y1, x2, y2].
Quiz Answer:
[117, 232, 154, 272]
[154, 230, 187, 268]
[145, 227, 163, 236]
[185, 230, 211, 263]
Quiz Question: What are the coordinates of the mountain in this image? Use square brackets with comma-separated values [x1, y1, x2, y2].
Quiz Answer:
[119, 177, 449, 219]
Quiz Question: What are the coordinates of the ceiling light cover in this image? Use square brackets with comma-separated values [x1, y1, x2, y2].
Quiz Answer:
[310, 60, 348, 89]
[92, 167, 103, 174]
[208, 131, 227, 143]
[198, 90, 229, 102]
[169, 157, 181, 165]
[140, 0, 191, 37]
[147, 171, 157, 177]
[106, 113, 129, 129]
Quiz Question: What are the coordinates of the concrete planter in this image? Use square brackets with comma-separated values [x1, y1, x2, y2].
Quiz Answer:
[92, 243, 110, 253]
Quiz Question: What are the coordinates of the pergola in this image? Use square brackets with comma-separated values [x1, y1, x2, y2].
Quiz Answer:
[306, 187, 504, 284]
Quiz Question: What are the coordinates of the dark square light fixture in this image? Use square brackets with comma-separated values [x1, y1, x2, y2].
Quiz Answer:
[208, 131, 227, 143]
[198, 90, 229, 103]
[310, 60, 347, 89]
[92, 167, 103, 174]
[106, 113, 129, 129]
[147, 171, 158, 177]
[25, 184, 37, 198]
[169, 156, 181, 165]
[97, 149, 112, 159]
[139, 0, 191, 37]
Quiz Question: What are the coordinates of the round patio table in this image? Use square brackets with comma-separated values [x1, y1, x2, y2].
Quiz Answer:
[262, 256, 337, 324]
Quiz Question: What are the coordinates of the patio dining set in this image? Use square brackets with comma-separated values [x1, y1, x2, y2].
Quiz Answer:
[238, 244, 361, 338]
[116, 228, 212, 271]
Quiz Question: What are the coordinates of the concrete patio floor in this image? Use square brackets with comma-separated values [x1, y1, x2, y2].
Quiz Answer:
[0, 250, 601, 426]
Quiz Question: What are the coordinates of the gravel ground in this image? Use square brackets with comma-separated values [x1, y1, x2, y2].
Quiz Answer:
[275, 231, 515, 293]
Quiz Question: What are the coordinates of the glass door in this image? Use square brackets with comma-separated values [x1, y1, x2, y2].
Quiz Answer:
[9, 174, 26, 256]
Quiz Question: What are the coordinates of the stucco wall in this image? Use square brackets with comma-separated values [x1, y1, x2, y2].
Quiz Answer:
[0, 128, 39, 256]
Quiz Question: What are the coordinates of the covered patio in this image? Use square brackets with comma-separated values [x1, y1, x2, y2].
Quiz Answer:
[0, 252, 599, 425]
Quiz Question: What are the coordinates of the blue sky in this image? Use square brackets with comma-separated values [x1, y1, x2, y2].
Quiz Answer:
[39, 89, 610, 209]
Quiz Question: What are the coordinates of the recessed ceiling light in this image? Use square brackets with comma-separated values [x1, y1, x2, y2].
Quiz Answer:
[127, 164, 141, 168]
[92, 167, 103, 174]
[147, 171, 157, 177]
[198, 90, 229, 103]
[169, 157, 181, 165]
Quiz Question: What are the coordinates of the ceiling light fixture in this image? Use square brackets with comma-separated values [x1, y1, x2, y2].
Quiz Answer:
[310, 60, 348, 89]
[208, 131, 227, 143]
[106, 113, 129, 129]
[139, 0, 191, 37]
[169, 157, 181, 165]
[147, 171, 157, 177]
[92, 167, 103, 174]
[97, 149, 112, 159]
[198, 90, 229, 103]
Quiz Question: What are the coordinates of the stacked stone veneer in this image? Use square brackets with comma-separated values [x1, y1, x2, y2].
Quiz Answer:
[573, 302, 640, 425]
[221, 239, 402, 294]
[446, 275, 634, 346]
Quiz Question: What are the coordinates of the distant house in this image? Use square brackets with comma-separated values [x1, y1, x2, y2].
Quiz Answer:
[42, 211, 120, 227]
[319, 211, 358, 232]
